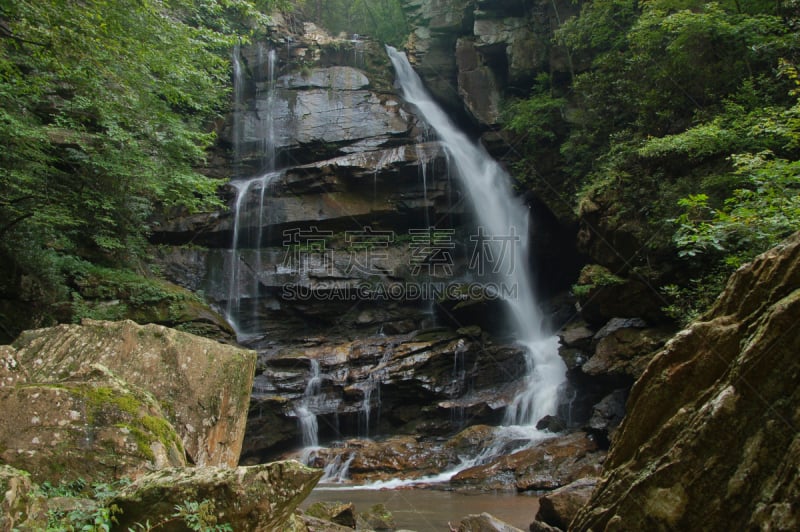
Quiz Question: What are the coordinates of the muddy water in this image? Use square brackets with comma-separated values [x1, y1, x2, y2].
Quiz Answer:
[301, 486, 539, 531]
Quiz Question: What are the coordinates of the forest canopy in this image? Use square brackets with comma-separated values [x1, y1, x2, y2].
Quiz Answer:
[505, 0, 800, 320]
[0, 0, 284, 324]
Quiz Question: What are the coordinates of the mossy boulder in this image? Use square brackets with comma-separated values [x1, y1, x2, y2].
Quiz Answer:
[0, 364, 186, 483]
[3, 319, 256, 469]
[112, 461, 323, 531]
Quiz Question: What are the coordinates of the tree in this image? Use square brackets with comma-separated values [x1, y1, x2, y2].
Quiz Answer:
[0, 0, 279, 327]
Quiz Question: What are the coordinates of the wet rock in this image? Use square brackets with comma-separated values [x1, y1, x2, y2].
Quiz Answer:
[558, 321, 595, 350]
[556, 347, 588, 372]
[3, 320, 256, 469]
[534, 477, 597, 530]
[241, 396, 299, 463]
[112, 461, 322, 531]
[528, 521, 562, 532]
[457, 512, 524, 531]
[303, 436, 458, 483]
[445, 424, 500, 454]
[305, 501, 357, 528]
[573, 232, 800, 531]
[457, 38, 502, 125]
[536, 415, 566, 433]
[246, 330, 529, 458]
[581, 325, 672, 382]
[450, 432, 605, 491]
[586, 389, 627, 447]
[591, 317, 647, 342]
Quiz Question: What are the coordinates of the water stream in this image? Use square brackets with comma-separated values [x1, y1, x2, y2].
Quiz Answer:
[386, 46, 566, 428]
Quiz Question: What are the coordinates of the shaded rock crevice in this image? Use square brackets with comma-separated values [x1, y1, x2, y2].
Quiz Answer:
[572, 232, 800, 531]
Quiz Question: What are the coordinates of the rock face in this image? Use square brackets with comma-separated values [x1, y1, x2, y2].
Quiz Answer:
[0, 320, 256, 480]
[572, 232, 800, 531]
[242, 328, 528, 459]
[112, 461, 322, 531]
[401, 0, 581, 126]
[450, 432, 604, 491]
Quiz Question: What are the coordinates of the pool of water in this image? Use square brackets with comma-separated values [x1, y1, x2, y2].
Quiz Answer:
[301, 486, 538, 531]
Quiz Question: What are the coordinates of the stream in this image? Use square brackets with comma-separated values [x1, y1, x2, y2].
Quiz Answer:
[302, 486, 539, 531]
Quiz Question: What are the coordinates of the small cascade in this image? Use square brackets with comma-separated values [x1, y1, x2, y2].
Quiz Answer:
[351, 33, 364, 67]
[224, 171, 281, 338]
[256, 45, 278, 173]
[321, 452, 356, 483]
[414, 142, 432, 229]
[224, 44, 283, 339]
[387, 46, 567, 430]
[450, 339, 468, 428]
[297, 359, 323, 447]
[358, 349, 392, 438]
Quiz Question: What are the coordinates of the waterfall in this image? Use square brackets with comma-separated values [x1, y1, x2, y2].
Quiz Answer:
[225, 45, 281, 339]
[224, 172, 280, 338]
[298, 359, 322, 447]
[386, 46, 566, 428]
[232, 44, 245, 178]
[257, 45, 278, 173]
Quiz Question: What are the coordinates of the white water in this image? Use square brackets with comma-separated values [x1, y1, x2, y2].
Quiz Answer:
[224, 172, 281, 338]
[298, 359, 323, 447]
[386, 46, 566, 428]
[225, 45, 281, 339]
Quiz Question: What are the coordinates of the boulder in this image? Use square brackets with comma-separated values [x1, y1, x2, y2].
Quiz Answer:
[558, 321, 595, 350]
[581, 324, 672, 382]
[573, 265, 664, 326]
[0, 364, 186, 482]
[3, 320, 256, 469]
[357, 503, 397, 530]
[572, 232, 800, 531]
[457, 512, 524, 531]
[534, 477, 597, 530]
[586, 389, 627, 446]
[305, 501, 357, 528]
[112, 461, 322, 531]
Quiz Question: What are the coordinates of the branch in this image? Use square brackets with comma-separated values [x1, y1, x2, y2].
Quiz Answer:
[0, 212, 34, 238]
[0, 19, 48, 47]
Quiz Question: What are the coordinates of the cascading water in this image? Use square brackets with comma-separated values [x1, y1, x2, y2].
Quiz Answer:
[298, 359, 323, 447]
[386, 46, 566, 429]
[225, 46, 281, 339]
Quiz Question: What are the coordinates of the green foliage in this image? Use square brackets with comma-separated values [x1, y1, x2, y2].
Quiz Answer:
[299, 0, 409, 46]
[572, 264, 626, 299]
[36, 478, 127, 531]
[506, 0, 800, 321]
[128, 500, 233, 532]
[0, 0, 283, 329]
[33, 478, 232, 532]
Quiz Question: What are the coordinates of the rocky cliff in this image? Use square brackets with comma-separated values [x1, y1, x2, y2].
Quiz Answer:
[400, 0, 579, 128]
[570, 232, 800, 531]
